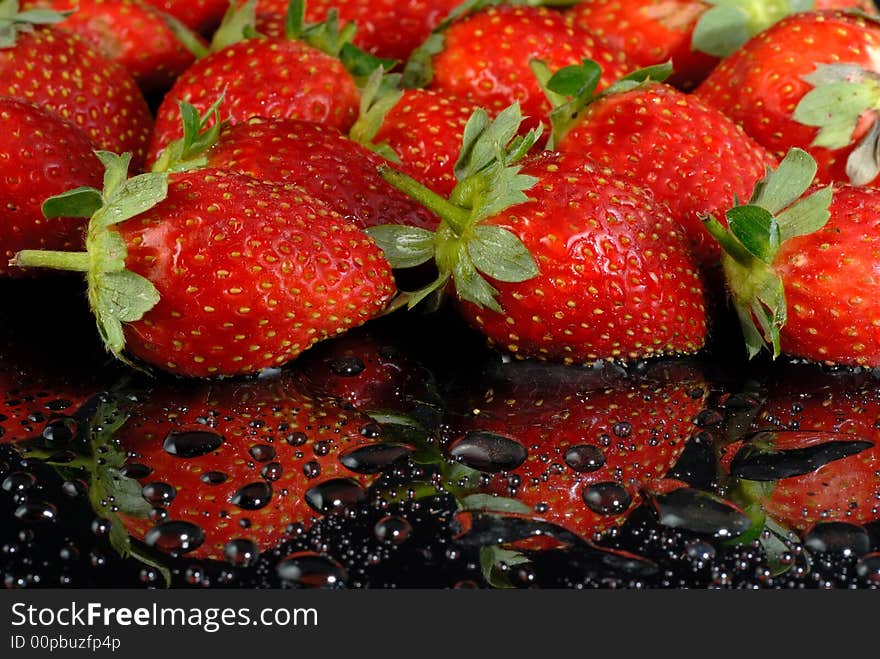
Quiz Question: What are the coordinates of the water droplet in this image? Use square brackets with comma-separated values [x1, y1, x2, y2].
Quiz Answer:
[14, 501, 57, 523]
[563, 445, 606, 473]
[144, 521, 206, 554]
[304, 478, 367, 514]
[653, 488, 752, 538]
[374, 516, 412, 545]
[360, 423, 382, 438]
[685, 540, 717, 562]
[2, 472, 36, 493]
[120, 463, 153, 479]
[581, 482, 632, 516]
[694, 409, 724, 429]
[262, 462, 283, 481]
[856, 553, 880, 583]
[142, 482, 177, 506]
[61, 480, 88, 498]
[328, 356, 365, 377]
[41, 417, 77, 444]
[449, 431, 528, 472]
[339, 444, 412, 474]
[230, 482, 273, 510]
[163, 431, 224, 458]
[286, 432, 308, 446]
[612, 421, 632, 438]
[276, 552, 347, 588]
[225, 539, 259, 567]
[804, 522, 871, 557]
[730, 433, 873, 481]
[91, 518, 110, 536]
[249, 444, 275, 462]
[200, 471, 228, 485]
[303, 461, 321, 479]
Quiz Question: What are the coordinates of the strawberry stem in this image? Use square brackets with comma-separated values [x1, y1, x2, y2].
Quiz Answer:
[12, 249, 90, 272]
[701, 215, 755, 267]
[379, 165, 471, 236]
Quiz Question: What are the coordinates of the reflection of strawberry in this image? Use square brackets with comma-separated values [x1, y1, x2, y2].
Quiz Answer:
[141, 0, 229, 34]
[445, 360, 709, 542]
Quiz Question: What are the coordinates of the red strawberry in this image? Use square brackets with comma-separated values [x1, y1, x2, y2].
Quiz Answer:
[140, 0, 229, 34]
[21, 0, 205, 95]
[721, 364, 880, 532]
[693, 10, 880, 186]
[445, 360, 710, 543]
[11, 155, 396, 377]
[370, 106, 707, 364]
[0, 97, 103, 277]
[421, 5, 631, 132]
[0, 5, 154, 170]
[152, 109, 439, 231]
[567, 0, 877, 91]
[539, 61, 776, 266]
[705, 148, 880, 367]
[256, 0, 462, 62]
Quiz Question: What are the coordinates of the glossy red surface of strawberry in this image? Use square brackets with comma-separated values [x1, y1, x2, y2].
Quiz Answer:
[116, 372, 399, 560]
[771, 185, 880, 367]
[147, 38, 360, 166]
[195, 117, 439, 230]
[22, 0, 202, 94]
[694, 10, 880, 185]
[118, 169, 396, 377]
[429, 5, 630, 132]
[256, 0, 462, 61]
[557, 82, 776, 265]
[0, 97, 103, 277]
[448, 360, 709, 541]
[140, 0, 228, 34]
[0, 26, 153, 171]
[454, 151, 707, 363]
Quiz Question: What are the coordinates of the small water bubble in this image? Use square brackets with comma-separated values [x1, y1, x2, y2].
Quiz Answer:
[581, 482, 632, 516]
[2, 472, 36, 493]
[804, 522, 871, 557]
[303, 461, 322, 479]
[163, 431, 224, 458]
[144, 521, 206, 554]
[200, 471, 229, 485]
[14, 501, 57, 523]
[304, 478, 367, 514]
[120, 463, 153, 479]
[148, 507, 168, 523]
[59, 546, 79, 562]
[249, 444, 276, 463]
[694, 409, 725, 429]
[563, 445, 606, 473]
[286, 431, 308, 446]
[374, 516, 413, 545]
[359, 423, 383, 439]
[856, 553, 880, 583]
[262, 462, 283, 481]
[339, 444, 412, 474]
[276, 552, 347, 588]
[327, 356, 366, 377]
[685, 540, 717, 562]
[91, 518, 111, 536]
[185, 565, 205, 586]
[612, 422, 633, 438]
[230, 482, 273, 511]
[225, 539, 259, 567]
[142, 482, 177, 506]
[140, 568, 160, 585]
[41, 417, 77, 444]
[449, 431, 528, 472]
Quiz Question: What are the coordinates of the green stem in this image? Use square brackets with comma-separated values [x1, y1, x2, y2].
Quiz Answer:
[12, 250, 90, 272]
[379, 165, 472, 236]
[701, 215, 756, 267]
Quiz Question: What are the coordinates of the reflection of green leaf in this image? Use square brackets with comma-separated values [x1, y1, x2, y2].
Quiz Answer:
[461, 494, 532, 515]
[480, 545, 530, 589]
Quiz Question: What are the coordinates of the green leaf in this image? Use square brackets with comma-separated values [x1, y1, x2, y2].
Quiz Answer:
[97, 270, 161, 323]
[795, 81, 880, 149]
[339, 42, 397, 79]
[776, 185, 832, 241]
[366, 225, 436, 269]
[161, 12, 209, 59]
[101, 173, 169, 226]
[461, 494, 532, 515]
[473, 165, 538, 222]
[452, 251, 502, 312]
[97, 151, 133, 200]
[480, 545, 530, 589]
[401, 32, 444, 89]
[692, 5, 750, 58]
[750, 147, 817, 214]
[530, 58, 567, 110]
[209, 0, 257, 51]
[41, 186, 103, 219]
[545, 60, 602, 97]
[467, 225, 538, 283]
[455, 105, 524, 181]
[846, 119, 880, 186]
[348, 66, 403, 154]
[399, 272, 451, 311]
[726, 205, 780, 263]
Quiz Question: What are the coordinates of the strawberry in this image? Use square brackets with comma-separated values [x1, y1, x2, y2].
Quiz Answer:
[693, 10, 880, 186]
[567, 0, 877, 91]
[11, 153, 396, 377]
[140, 0, 229, 34]
[151, 104, 439, 231]
[0, 97, 103, 277]
[0, 2, 154, 170]
[414, 5, 631, 133]
[21, 0, 206, 95]
[369, 105, 707, 364]
[444, 359, 711, 543]
[535, 60, 776, 266]
[704, 148, 880, 368]
[255, 0, 462, 62]
[146, 3, 366, 166]
[721, 363, 880, 532]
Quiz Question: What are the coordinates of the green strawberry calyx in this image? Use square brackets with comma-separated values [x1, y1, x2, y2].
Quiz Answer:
[691, 0, 815, 59]
[0, 0, 71, 48]
[367, 103, 542, 313]
[531, 58, 673, 149]
[701, 147, 833, 360]
[793, 63, 880, 186]
[348, 67, 404, 162]
[11, 152, 168, 369]
[151, 96, 227, 173]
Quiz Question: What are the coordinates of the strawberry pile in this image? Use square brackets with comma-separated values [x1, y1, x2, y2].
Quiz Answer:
[5, 0, 880, 588]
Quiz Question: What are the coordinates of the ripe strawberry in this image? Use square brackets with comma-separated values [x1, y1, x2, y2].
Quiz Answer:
[140, 0, 229, 34]
[370, 106, 707, 364]
[151, 107, 439, 230]
[21, 0, 205, 95]
[721, 364, 880, 532]
[567, 0, 877, 91]
[0, 97, 103, 277]
[0, 3, 154, 170]
[420, 5, 631, 132]
[705, 148, 880, 367]
[694, 10, 880, 186]
[538, 60, 776, 266]
[445, 359, 711, 543]
[11, 154, 396, 377]
[146, 7, 364, 165]
[256, 0, 462, 62]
